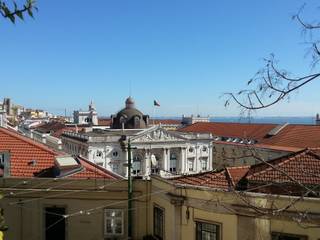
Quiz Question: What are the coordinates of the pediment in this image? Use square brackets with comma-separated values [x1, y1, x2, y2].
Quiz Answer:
[131, 127, 186, 143]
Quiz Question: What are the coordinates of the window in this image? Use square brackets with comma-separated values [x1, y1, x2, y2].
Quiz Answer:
[201, 158, 208, 171]
[202, 146, 208, 152]
[170, 153, 177, 173]
[188, 158, 194, 171]
[189, 147, 194, 153]
[196, 222, 220, 240]
[154, 206, 164, 240]
[112, 151, 119, 158]
[96, 151, 103, 157]
[111, 163, 119, 173]
[271, 232, 308, 240]
[104, 209, 124, 236]
[132, 156, 141, 175]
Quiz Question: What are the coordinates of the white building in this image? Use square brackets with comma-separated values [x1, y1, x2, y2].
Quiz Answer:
[62, 97, 213, 178]
[0, 109, 7, 128]
[182, 114, 210, 126]
[73, 101, 98, 125]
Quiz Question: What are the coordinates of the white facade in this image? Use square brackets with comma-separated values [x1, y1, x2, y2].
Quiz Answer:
[0, 110, 7, 128]
[182, 115, 210, 125]
[61, 126, 213, 178]
[73, 101, 98, 125]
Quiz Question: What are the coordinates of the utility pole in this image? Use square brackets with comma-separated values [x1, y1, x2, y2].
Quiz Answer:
[127, 138, 133, 239]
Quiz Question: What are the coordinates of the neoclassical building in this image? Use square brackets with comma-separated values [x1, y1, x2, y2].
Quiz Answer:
[61, 97, 213, 178]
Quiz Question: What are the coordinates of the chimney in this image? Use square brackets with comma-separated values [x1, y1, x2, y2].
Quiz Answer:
[316, 113, 320, 125]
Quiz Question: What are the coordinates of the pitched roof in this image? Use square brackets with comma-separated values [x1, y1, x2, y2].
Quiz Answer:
[179, 122, 320, 149]
[260, 125, 320, 148]
[246, 148, 320, 185]
[0, 127, 119, 179]
[151, 119, 181, 125]
[180, 122, 277, 141]
[34, 121, 66, 134]
[71, 157, 122, 179]
[0, 127, 58, 177]
[226, 166, 250, 186]
[172, 171, 230, 190]
[171, 149, 320, 193]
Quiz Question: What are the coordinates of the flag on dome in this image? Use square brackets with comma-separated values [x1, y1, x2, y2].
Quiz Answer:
[154, 100, 160, 107]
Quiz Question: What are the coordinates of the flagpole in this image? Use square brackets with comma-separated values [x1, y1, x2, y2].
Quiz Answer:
[153, 105, 155, 125]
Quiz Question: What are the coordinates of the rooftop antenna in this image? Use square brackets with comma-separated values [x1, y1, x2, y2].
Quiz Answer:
[129, 80, 132, 97]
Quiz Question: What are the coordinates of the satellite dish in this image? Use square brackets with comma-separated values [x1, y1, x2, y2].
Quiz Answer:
[151, 154, 157, 166]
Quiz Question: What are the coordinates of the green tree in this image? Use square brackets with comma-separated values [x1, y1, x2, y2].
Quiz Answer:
[0, 0, 37, 23]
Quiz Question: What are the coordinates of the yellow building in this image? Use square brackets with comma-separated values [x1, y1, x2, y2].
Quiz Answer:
[148, 175, 320, 240]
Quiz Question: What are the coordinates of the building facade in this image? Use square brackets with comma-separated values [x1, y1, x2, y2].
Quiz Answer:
[73, 101, 98, 125]
[62, 97, 214, 178]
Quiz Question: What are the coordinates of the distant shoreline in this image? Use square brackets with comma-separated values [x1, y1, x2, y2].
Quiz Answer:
[150, 116, 317, 125]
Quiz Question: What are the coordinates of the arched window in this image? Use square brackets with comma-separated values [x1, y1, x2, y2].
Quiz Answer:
[133, 116, 140, 128]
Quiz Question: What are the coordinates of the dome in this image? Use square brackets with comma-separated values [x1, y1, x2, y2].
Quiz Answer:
[111, 97, 149, 129]
[125, 96, 135, 107]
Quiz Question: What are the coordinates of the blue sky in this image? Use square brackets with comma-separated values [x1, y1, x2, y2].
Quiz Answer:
[1, 0, 320, 117]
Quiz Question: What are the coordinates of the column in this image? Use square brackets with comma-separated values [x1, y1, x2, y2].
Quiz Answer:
[180, 147, 185, 174]
[167, 148, 171, 172]
[208, 144, 213, 171]
[162, 148, 168, 172]
[144, 150, 151, 178]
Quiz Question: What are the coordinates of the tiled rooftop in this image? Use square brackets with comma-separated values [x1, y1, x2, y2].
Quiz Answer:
[247, 148, 320, 185]
[179, 122, 320, 149]
[0, 127, 119, 179]
[171, 149, 320, 194]
[172, 171, 230, 190]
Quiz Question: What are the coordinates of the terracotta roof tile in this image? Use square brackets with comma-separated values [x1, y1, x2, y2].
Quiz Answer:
[0, 127, 58, 177]
[98, 118, 112, 126]
[179, 122, 320, 149]
[71, 157, 122, 179]
[226, 166, 250, 186]
[179, 122, 277, 141]
[260, 125, 320, 148]
[170, 149, 320, 194]
[172, 171, 230, 190]
[151, 119, 181, 125]
[0, 127, 119, 179]
[35, 121, 66, 134]
[247, 148, 320, 185]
